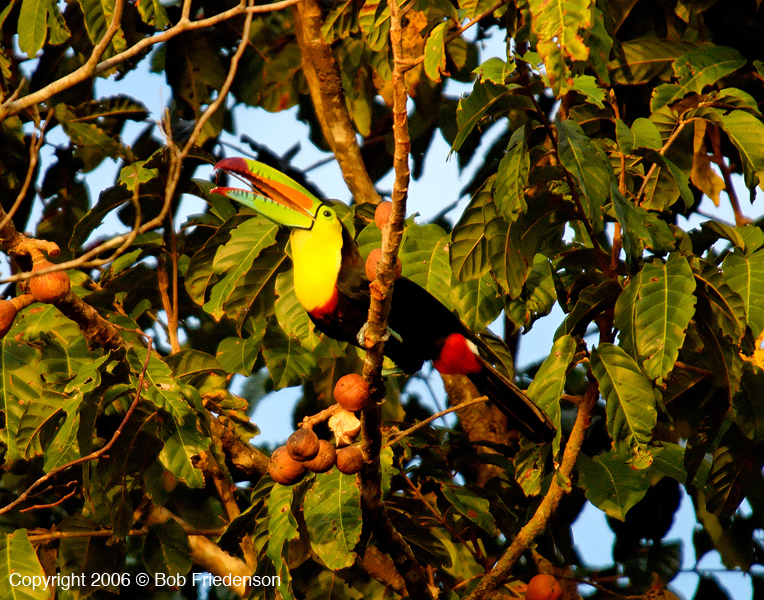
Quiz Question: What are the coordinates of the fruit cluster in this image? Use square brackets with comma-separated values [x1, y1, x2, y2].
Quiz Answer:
[0, 251, 71, 338]
[268, 373, 371, 485]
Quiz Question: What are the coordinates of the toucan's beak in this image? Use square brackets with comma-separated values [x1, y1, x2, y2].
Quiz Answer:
[212, 157, 322, 230]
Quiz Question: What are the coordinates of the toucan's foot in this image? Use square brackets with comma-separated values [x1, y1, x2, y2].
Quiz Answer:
[357, 322, 396, 348]
[381, 366, 406, 377]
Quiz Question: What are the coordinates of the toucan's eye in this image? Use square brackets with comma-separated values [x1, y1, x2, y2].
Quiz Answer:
[323, 209, 332, 218]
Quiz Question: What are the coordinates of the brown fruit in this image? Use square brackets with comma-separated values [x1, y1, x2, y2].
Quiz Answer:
[286, 428, 320, 461]
[365, 248, 402, 282]
[29, 259, 70, 304]
[526, 574, 562, 600]
[336, 445, 365, 475]
[375, 201, 393, 229]
[269, 446, 308, 485]
[0, 300, 18, 338]
[302, 440, 337, 473]
[334, 373, 370, 412]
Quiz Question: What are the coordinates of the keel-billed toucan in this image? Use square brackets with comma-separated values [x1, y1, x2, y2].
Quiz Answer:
[212, 158, 556, 443]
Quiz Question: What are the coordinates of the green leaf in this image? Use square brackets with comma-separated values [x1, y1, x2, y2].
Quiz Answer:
[399, 224, 453, 309]
[216, 331, 265, 376]
[733, 365, 764, 440]
[528, 0, 591, 94]
[493, 127, 529, 222]
[452, 81, 525, 152]
[267, 484, 299, 599]
[556, 118, 612, 232]
[18, 0, 50, 57]
[135, 0, 170, 28]
[450, 274, 503, 332]
[262, 319, 319, 389]
[615, 118, 635, 154]
[54, 104, 131, 171]
[424, 22, 449, 82]
[143, 521, 193, 578]
[77, 0, 127, 56]
[578, 453, 650, 520]
[321, 0, 355, 42]
[569, 75, 606, 108]
[723, 249, 764, 338]
[43, 401, 81, 471]
[611, 184, 653, 264]
[505, 256, 557, 332]
[0, 530, 49, 600]
[159, 411, 208, 489]
[694, 259, 746, 344]
[0, 319, 42, 462]
[450, 179, 494, 282]
[616, 254, 696, 384]
[16, 392, 65, 460]
[591, 343, 657, 468]
[555, 278, 622, 339]
[127, 348, 188, 419]
[608, 37, 695, 85]
[706, 424, 764, 518]
[473, 57, 510, 84]
[717, 109, 764, 191]
[487, 202, 558, 298]
[303, 470, 362, 570]
[527, 334, 576, 455]
[275, 271, 321, 352]
[631, 117, 663, 150]
[204, 216, 280, 320]
[440, 483, 497, 534]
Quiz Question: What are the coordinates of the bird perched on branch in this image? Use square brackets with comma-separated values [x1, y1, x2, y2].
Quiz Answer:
[213, 157, 555, 443]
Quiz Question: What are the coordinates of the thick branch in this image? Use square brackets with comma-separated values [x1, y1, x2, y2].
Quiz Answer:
[292, 0, 380, 204]
[465, 379, 598, 600]
[142, 505, 252, 597]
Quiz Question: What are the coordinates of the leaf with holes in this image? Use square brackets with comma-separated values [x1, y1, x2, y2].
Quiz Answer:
[304, 469, 362, 570]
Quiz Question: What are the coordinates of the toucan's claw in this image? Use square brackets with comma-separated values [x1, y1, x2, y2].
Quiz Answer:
[357, 323, 399, 348]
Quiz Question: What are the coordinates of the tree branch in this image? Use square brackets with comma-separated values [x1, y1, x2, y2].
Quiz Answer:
[292, 0, 381, 204]
[355, 1, 434, 598]
[0, 0, 301, 121]
[465, 379, 598, 600]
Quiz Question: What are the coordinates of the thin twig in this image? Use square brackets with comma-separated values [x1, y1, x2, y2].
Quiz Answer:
[19, 481, 78, 513]
[0, 109, 50, 232]
[0, 0, 301, 120]
[0, 339, 154, 516]
[27, 527, 226, 543]
[384, 396, 489, 447]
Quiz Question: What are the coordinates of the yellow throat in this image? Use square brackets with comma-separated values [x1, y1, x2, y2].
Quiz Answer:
[289, 210, 344, 313]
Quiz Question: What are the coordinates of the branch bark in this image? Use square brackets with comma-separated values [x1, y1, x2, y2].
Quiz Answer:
[354, 0, 434, 598]
[292, 0, 381, 204]
[465, 379, 598, 600]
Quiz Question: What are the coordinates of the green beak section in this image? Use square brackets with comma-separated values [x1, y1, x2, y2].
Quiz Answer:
[212, 158, 323, 230]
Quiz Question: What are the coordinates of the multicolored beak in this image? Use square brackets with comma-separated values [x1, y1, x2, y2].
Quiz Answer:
[212, 157, 323, 229]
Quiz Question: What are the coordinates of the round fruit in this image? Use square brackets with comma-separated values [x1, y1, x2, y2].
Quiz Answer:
[29, 259, 70, 304]
[334, 373, 370, 412]
[286, 428, 320, 462]
[0, 300, 18, 338]
[375, 201, 393, 229]
[365, 248, 402, 282]
[336, 445, 365, 475]
[526, 574, 562, 600]
[302, 440, 337, 473]
[269, 446, 308, 485]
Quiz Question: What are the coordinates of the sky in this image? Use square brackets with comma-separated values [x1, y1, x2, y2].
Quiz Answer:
[18, 24, 764, 599]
